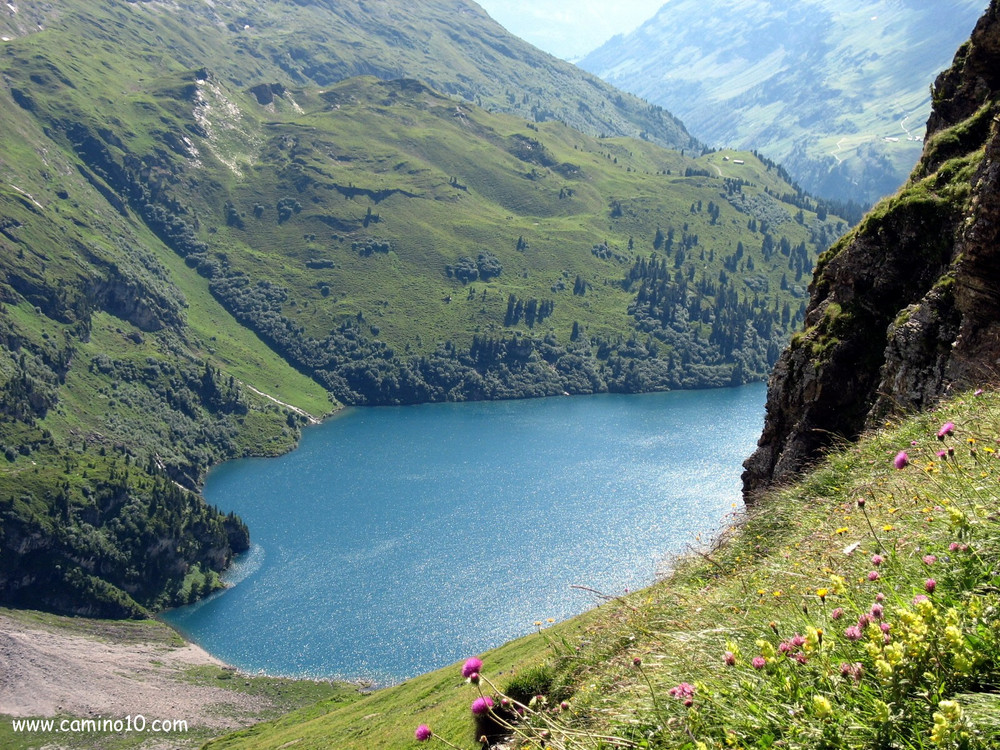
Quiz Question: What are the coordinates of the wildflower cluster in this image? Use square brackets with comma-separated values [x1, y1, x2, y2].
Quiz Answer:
[414, 656, 619, 749]
[412, 395, 1000, 749]
[644, 409, 1000, 749]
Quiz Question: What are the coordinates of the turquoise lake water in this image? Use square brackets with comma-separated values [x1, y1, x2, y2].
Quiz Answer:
[163, 383, 766, 685]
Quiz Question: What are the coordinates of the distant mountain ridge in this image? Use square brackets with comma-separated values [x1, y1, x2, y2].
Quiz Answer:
[580, 0, 988, 204]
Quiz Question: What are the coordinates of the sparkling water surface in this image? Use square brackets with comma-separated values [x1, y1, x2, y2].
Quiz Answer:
[163, 384, 766, 685]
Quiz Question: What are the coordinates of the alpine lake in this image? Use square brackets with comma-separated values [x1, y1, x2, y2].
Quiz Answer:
[163, 383, 766, 686]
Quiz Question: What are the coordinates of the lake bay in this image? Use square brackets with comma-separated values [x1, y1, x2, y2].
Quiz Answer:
[163, 384, 766, 685]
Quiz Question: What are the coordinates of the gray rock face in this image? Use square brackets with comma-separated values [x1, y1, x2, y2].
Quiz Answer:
[743, 0, 1000, 500]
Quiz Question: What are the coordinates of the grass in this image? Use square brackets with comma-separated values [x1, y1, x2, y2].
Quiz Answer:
[0, 606, 185, 647]
[204, 386, 1000, 749]
[202, 614, 601, 750]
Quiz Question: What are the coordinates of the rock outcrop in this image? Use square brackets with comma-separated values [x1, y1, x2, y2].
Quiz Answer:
[743, 0, 1000, 499]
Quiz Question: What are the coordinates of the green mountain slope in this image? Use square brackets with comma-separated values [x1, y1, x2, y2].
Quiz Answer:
[0, 0, 843, 616]
[0, 0, 696, 153]
[580, 0, 988, 204]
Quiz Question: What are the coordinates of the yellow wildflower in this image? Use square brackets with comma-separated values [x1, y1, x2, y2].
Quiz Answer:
[884, 642, 904, 666]
[812, 695, 833, 719]
[945, 625, 964, 649]
[954, 653, 973, 674]
[875, 659, 893, 679]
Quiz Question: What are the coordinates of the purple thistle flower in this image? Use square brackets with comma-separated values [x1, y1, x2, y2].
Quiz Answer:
[937, 450, 948, 459]
[415, 725, 433, 742]
[871, 604, 884, 619]
[868, 571, 880, 582]
[893, 451, 909, 469]
[925, 578, 937, 593]
[668, 682, 696, 700]
[923, 555, 937, 565]
[937, 422, 956, 440]
[871, 554, 884, 566]
[724, 651, 736, 666]
[752, 656, 766, 670]
[876, 592, 886, 602]
[881, 622, 891, 633]
[462, 657, 483, 678]
[831, 607, 844, 620]
[471, 696, 494, 716]
[791, 634, 806, 648]
[779, 641, 792, 654]
[845, 625, 863, 641]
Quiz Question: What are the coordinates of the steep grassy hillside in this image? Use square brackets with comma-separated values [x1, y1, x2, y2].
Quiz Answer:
[581, 0, 988, 204]
[0, 0, 843, 617]
[205, 387, 1000, 749]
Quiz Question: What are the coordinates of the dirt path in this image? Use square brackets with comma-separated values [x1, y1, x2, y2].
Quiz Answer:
[0, 612, 269, 730]
[242, 383, 321, 424]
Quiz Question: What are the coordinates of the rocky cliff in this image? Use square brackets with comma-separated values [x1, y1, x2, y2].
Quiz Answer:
[743, 0, 1000, 498]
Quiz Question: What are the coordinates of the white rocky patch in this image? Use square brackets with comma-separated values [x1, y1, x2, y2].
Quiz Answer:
[9, 184, 43, 209]
[192, 78, 262, 177]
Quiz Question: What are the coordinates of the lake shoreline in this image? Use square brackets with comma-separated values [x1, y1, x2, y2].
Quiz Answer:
[165, 385, 767, 684]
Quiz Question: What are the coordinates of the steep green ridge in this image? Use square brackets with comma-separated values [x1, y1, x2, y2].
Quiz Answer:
[580, 0, 988, 204]
[0, 0, 842, 616]
[206, 389, 1000, 749]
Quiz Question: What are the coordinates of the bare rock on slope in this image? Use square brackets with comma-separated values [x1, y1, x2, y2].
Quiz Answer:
[743, 0, 1000, 499]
